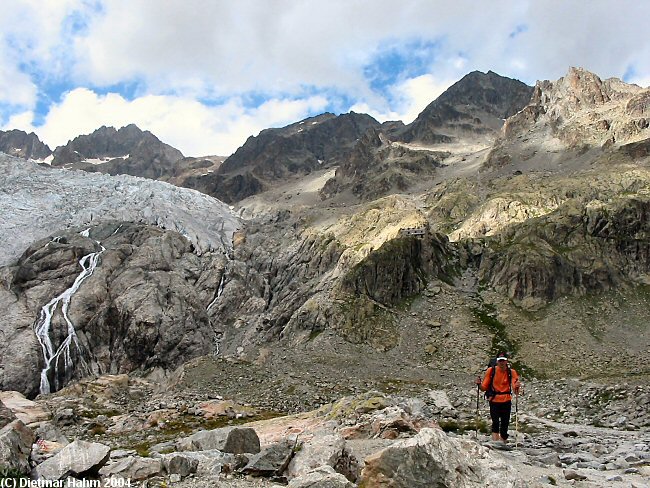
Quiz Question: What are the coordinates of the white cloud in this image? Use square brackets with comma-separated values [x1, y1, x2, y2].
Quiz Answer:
[0, 52, 37, 108]
[2, 1, 650, 155]
[351, 74, 452, 124]
[6, 88, 329, 156]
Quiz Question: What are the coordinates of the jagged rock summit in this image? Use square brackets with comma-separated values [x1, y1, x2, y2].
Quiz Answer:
[399, 70, 534, 144]
[486, 66, 650, 169]
[210, 111, 380, 202]
[51, 124, 184, 179]
[0, 129, 52, 160]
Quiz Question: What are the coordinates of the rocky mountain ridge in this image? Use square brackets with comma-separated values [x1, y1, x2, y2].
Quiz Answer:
[210, 112, 380, 203]
[1, 67, 649, 487]
[0, 129, 51, 160]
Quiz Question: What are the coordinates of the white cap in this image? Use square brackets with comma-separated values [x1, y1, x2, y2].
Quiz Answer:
[496, 356, 508, 361]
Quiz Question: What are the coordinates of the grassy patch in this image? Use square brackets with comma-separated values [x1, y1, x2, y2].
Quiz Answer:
[0, 465, 29, 481]
[473, 304, 541, 379]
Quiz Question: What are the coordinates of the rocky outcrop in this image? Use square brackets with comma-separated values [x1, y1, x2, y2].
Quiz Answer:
[0, 129, 51, 160]
[339, 232, 453, 306]
[486, 67, 650, 169]
[0, 223, 227, 396]
[399, 70, 533, 145]
[475, 193, 650, 309]
[211, 112, 380, 202]
[51, 124, 183, 179]
[321, 128, 449, 200]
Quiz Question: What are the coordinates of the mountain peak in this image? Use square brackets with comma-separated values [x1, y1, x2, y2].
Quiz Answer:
[399, 70, 533, 144]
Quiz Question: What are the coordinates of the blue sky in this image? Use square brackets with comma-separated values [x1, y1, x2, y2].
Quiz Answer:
[1, 1, 649, 157]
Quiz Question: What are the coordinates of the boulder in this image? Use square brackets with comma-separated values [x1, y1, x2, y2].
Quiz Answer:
[176, 426, 260, 454]
[286, 431, 348, 479]
[155, 450, 244, 476]
[0, 391, 51, 427]
[99, 456, 163, 481]
[159, 452, 199, 477]
[288, 465, 355, 488]
[358, 428, 524, 487]
[0, 419, 35, 475]
[240, 440, 295, 477]
[34, 439, 110, 480]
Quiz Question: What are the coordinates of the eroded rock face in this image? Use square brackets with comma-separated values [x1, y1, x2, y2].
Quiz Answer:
[211, 112, 380, 203]
[358, 428, 523, 488]
[0, 129, 51, 160]
[486, 67, 650, 169]
[51, 124, 184, 180]
[475, 194, 650, 309]
[0, 223, 224, 396]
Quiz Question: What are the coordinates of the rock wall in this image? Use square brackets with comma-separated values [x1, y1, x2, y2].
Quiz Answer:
[0, 223, 223, 397]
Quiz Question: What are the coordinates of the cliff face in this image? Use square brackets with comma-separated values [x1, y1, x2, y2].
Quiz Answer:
[486, 67, 650, 169]
[0, 129, 51, 160]
[399, 70, 533, 144]
[210, 112, 380, 203]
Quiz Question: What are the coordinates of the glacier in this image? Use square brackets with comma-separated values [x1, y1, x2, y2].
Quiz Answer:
[0, 154, 241, 266]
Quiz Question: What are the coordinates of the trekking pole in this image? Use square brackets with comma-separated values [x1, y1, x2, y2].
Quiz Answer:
[514, 391, 519, 449]
[475, 382, 480, 440]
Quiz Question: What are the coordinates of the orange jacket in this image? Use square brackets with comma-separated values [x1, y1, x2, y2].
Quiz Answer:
[480, 366, 520, 403]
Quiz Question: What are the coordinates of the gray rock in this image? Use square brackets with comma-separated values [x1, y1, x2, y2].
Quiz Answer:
[359, 428, 523, 487]
[563, 469, 588, 481]
[34, 439, 110, 480]
[240, 440, 295, 477]
[288, 465, 355, 488]
[176, 426, 260, 454]
[99, 456, 163, 481]
[286, 431, 347, 479]
[159, 452, 199, 477]
[0, 419, 35, 475]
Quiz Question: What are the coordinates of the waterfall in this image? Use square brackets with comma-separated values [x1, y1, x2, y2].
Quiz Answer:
[33, 241, 105, 394]
[207, 272, 226, 312]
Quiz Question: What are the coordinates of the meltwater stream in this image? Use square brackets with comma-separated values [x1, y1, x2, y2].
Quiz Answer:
[32, 236, 105, 394]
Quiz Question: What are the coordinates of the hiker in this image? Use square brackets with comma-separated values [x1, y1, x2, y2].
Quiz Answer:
[475, 352, 521, 443]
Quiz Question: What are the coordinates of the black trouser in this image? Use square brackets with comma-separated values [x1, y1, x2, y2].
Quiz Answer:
[489, 400, 512, 440]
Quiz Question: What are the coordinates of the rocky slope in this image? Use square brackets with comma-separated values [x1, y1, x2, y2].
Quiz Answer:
[322, 71, 533, 201]
[51, 124, 184, 179]
[210, 112, 380, 203]
[0, 129, 51, 160]
[485, 67, 650, 170]
[400, 70, 533, 145]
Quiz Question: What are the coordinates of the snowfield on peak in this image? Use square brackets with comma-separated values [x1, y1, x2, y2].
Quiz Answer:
[0, 154, 240, 266]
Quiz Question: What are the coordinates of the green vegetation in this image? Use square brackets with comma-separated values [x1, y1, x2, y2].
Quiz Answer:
[473, 304, 541, 378]
[0, 465, 28, 481]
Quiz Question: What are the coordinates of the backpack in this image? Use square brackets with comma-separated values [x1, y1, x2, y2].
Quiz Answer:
[484, 358, 512, 402]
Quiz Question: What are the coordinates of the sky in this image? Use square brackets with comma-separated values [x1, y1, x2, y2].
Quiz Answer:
[1, 1, 649, 157]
